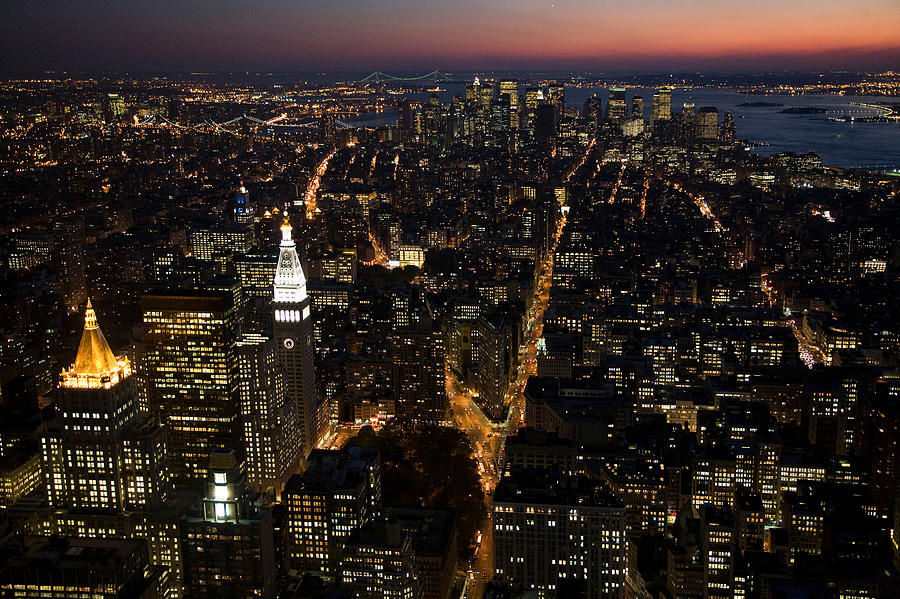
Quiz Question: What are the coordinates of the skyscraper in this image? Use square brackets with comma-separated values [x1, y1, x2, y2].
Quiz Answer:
[524, 87, 542, 110]
[534, 102, 557, 147]
[233, 182, 254, 226]
[548, 84, 565, 118]
[188, 226, 253, 263]
[474, 314, 514, 421]
[273, 212, 328, 459]
[142, 290, 240, 483]
[631, 95, 645, 121]
[1, 536, 166, 599]
[697, 106, 720, 140]
[491, 96, 510, 134]
[721, 111, 736, 142]
[236, 332, 301, 495]
[478, 81, 494, 112]
[523, 87, 543, 133]
[681, 102, 697, 142]
[651, 87, 672, 127]
[499, 79, 520, 130]
[181, 450, 277, 599]
[583, 95, 601, 130]
[393, 325, 447, 422]
[320, 114, 337, 147]
[234, 248, 279, 301]
[42, 301, 181, 597]
[397, 98, 411, 142]
[340, 520, 421, 599]
[607, 87, 627, 123]
[493, 468, 627, 599]
[52, 216, 87, 312]
[465, 77, 480, 110]
[282, 447, 382, 575]
[45, 300, 170, 512]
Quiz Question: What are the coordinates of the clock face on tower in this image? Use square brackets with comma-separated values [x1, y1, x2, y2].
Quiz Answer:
[283, 338, 295, 349]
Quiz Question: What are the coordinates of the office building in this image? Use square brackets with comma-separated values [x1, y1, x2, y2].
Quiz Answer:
[340, 520, 422, 599]
[499, 79, 520, 130]
[181, 450, 277, 599]
[40, 301, 180, 597]
[234, 248, 279, 300]
[142, 290, 240, 483]
[699, 505, 735, 598]
[696, 107, 719, 140]
[53, 216, 88, 311]
[681, 102, 696, 141]
[398, 98, 411, 141]
[8, 229, 52, 271]
[236, 332, 302, 495]
[607, 87, 627, 123]
[0, 536, 166, 599]
[188, 227, 254, 263]
[393, 325, 447, 422]
[233, 183, 254, 226]
[650, 87, 672, 126]
[474, 315, 514, 421]
[491, 97, 510, 134]
[666, 503, 705, 599]
[282, 447, 382, 575]
[493, 468, 627, 599]
[273, 212, 328, 459]
[630, 95, 644, 121]
[721, 111, 736, 142]
[547, 84, 565, 117]
[45, 300, 171, 512]
[390, 508, 458, 599]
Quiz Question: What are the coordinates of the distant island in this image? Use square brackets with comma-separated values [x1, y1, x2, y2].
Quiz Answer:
[780, 106, 828, 114]
[737, 101, 784, 107]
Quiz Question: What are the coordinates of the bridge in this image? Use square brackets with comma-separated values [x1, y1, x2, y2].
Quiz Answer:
[132, 113, 360, 133]
[357, 69, 450, 84]
[210, 114, 358, 130]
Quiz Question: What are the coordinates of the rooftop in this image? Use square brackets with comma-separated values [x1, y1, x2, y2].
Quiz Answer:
[60, 300, 131, 389]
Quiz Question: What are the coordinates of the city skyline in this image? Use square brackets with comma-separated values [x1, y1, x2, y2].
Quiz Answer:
[0, 4, 899, 595]
[2, 0, 899, 73]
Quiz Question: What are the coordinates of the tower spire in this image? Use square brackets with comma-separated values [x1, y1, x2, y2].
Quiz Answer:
[274, 210, 307, 303]
[71, 299, 121, 378]
[281, 209, 294, 245]
[84, 298, 99, 330]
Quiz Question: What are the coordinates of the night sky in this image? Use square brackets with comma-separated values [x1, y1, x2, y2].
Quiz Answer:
[3, 0, 899, 73]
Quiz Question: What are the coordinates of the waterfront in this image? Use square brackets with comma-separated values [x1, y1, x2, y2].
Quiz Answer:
[348, 85, 900, 169]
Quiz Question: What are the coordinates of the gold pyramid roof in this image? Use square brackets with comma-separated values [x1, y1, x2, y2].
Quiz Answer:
[73, 299, 119, 377]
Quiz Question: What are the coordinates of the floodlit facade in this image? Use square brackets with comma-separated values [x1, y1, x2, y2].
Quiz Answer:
[273, 212, 328, 459]
[45, 300, 169, 512]
[39, 301, 180, 597]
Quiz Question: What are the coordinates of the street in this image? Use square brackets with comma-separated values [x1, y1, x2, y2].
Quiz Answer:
[449, 183, 570, 599]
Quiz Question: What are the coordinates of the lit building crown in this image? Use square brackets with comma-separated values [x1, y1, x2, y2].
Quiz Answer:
[274, 211, 308, 303]
[61, 299, 131, 389]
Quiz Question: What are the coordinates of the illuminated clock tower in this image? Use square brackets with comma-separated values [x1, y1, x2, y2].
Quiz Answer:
[273, 212, 327, 459]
